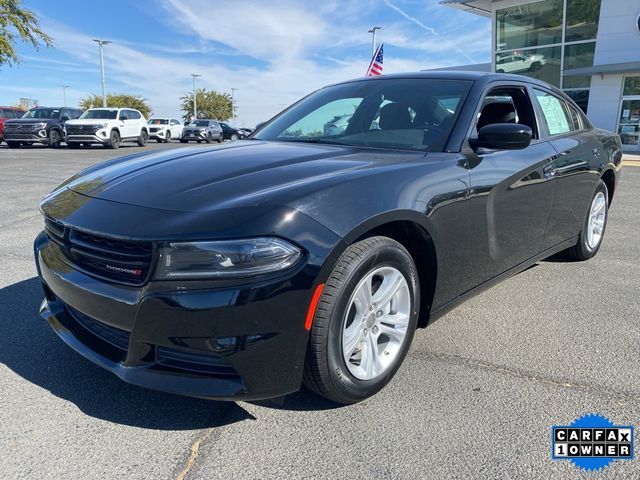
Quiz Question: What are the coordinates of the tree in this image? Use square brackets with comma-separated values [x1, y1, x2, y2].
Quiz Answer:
[0, 0, 53, 67]
[180, 89, 232, 121]
[79, 93, 152, 118]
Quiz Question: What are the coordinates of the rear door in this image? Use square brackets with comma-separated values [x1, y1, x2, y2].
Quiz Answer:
[531, 88, 601, 248]
[460, 83, 558, 291]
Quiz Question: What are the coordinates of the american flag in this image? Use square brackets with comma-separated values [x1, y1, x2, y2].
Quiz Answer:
[366, 43, 383, 77]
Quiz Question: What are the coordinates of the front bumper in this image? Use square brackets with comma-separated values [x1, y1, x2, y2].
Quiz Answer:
[34, 226, 326, 400]
[5, 131, 49, 144]
[66, 134, 108, 144]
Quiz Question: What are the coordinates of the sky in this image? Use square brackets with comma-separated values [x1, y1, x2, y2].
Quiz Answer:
[0, 0, 491, 127]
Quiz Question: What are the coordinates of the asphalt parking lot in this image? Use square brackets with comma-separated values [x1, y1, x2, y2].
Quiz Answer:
[1, 144, 639, 479]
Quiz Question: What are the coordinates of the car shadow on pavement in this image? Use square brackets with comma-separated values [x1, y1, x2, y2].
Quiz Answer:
[0, 277, 256, 430]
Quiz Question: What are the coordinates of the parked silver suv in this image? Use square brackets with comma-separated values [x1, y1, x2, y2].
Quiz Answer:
[180, 119, 223, 143]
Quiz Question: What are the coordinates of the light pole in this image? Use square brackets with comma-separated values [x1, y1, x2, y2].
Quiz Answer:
[231, 88, 239, 126]
[368, 26, 382, 56]
[61, 85, 70, 107]
[191, 74, 201, 120]
[92, 39, 111, 107]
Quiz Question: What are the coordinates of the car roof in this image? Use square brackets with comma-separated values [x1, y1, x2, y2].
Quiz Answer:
[329, 70, 560, 91]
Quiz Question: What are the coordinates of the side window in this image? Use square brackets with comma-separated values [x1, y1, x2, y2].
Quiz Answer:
[72, 110, 82, 119]
[119, 110, 128, 121]
[128, 110, 141, 120]
[475, 86, 538, 139]
[532, 89, 573, 136]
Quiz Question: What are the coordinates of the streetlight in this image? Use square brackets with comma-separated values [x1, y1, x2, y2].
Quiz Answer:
[231, 88, 239, 126]
[368, 26, 382, 56]
[61, 85, 70, 107]
[92, 39, 112, 107]
[191, 74, 202, 120]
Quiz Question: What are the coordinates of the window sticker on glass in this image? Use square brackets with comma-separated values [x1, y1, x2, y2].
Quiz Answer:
[534, 91, 571, 135]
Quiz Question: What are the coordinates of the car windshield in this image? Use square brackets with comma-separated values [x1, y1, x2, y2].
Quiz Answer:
[149, 119, 168, 125]
[254, 78, 472, 152]
[22, 108, 60, 119]
[80, 109, 118, 120]
[188, 121, 210, 127]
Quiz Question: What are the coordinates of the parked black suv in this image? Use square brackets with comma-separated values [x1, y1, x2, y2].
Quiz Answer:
[4, 107, 83, 148]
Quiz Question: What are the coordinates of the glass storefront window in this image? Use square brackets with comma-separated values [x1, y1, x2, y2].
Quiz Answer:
[563, 75, 591, 89]
[564, 90, 590, 113]
[495, 46, 561, 87]
[563, 42, 596, 71]
[623, 76, 640, 96]
[496, 0, 563, 51]
[566, 0, 601, 42]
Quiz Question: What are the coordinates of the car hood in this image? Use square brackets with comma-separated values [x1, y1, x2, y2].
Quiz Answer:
[65, 119, 115, 125]
[58, 140, 422, 212]
[5, 118, 56, 124]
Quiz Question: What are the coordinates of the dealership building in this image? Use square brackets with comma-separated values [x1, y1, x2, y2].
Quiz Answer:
[442, 0, 640, 152]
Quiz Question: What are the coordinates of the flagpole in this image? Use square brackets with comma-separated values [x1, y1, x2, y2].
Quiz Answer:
[368, 26, 381, 56]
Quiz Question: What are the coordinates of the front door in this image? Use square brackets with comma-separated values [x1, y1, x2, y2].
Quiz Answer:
[617, 97, 640, 152]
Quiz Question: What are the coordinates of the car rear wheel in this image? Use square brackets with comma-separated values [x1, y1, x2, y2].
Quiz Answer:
[565, 180, 608, 261]
[303, 236, 419, 404]
[138, 130, 148, 147]
[49, 129, 62, 148]
[7, 141, 20, 148]
[230, 134, 239, 141]
[108, 130, 121, 149]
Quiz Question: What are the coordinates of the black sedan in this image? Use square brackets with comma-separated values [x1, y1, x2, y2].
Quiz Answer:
[220, 122, 246, 141]
[34, 72, 622, 404]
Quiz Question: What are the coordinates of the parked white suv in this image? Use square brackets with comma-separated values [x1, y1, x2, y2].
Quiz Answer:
[64, 108, 149, 149]
[148, 117, 183, 143]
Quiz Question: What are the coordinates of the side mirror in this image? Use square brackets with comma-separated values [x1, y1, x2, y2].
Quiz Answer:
[119, 114, 127, 121]
[470, 123, 532, 150]
[255, 121, 267, 130]
[60, 115, 70, 122]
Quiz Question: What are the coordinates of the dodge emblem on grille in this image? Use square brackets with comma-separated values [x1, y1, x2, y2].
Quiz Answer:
[105, 264, 142, 276]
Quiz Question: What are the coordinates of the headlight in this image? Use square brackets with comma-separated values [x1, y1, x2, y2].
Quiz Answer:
[155, 237, 302, 279]
[35, 122, 47, 129]
[97, 123, 109, 129]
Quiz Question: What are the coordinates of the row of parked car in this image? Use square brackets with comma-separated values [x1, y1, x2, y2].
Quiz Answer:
[0, 105, 253, 149]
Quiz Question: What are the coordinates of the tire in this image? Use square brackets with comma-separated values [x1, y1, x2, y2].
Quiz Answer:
[230, 134, 239, 141]
[180, 139, 188, 143]
[48, 129, 62, 148]
[303, 236, 420, 404]
[7, 141, 20, 148]
[496, 69, 505, 73]
[156, 138, 163, 143]
[529, 61, 541, 72]
[197, 140, 202, 144]
[68, 142, 80, 149]
[565, 180, 608, 261]
[205, 133, 212, 144]
[217, 134, 223, 143]
[108, 130, 121, 149]
[165, 131, 172, 143]
[137, 129, 148, 147]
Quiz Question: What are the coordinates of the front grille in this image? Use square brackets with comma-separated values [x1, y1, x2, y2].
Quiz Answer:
[4, 123, 39, 133]
[157, 347, 238, 376]
[66, 124, 99, 136]
[149, 127, 160, 133]
[44, 217, 154, 286]
[69, 307, 131, 351]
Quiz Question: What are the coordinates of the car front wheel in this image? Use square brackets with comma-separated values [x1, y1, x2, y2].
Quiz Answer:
[565, 180, 608, 260]
[108, 130, 121, 149]
[165, 130, 172, 143]
[49, 129, 62, 148]
[138, 130, 148, 147]
[303, 236, 419, 404]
